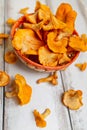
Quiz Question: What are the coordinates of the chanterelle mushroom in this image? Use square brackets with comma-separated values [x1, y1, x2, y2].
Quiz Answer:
[5, 74, 32, 105]
[75, 62, 87, 71]
[33, 108, 51, 128]
[0, 71, 10, 87]
[62, 89, 83, 110]
[37, 71, 58, 85]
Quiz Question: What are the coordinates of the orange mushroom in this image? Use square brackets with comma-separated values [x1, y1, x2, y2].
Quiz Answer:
[75, 62, 87, 71]
[56, 3, 77, 33]
[23, 22, 43, 40]
[5, 51, 17, 64]
[58, 53, 71, 65]
[81, 34, 87, 43]
[38, 46, 58, 67]
[35, 1, 51, 14]
[5, 74, 32, 105]
[19, 7, 29, 15]
[6, 18, 16, 26]
[37, 71, 58, 85]
[69, 36, 87, 52]
[37, 8, 50, 22]
[33, 108, 51, 128]
[0, 71, 10, 87]
[47, 31, 67, 53]
[56, 3, 72, 21]
[43, 14, 66, 31]
[62, 89, 83, 110]
[25, 13, 37, 24]
[12, 29, 44, 54]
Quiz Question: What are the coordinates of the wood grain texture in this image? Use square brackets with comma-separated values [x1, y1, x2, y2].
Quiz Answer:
[3, 0, 72, 130]
[0, 0, 6, 130]
[61, 54, 87, 130]
[1, 0, 87, 130]
[48, 0, 87, 130]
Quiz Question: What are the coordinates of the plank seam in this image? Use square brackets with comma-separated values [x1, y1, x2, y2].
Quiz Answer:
[60, 71, 73, 130]
[2, 0, 6, 130]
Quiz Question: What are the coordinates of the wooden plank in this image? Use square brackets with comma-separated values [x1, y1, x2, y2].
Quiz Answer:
[60, 54, 87, 130]
[0, 0, 5, 130]
[48, 0, 87, 130]
[4, 0, 72, 130]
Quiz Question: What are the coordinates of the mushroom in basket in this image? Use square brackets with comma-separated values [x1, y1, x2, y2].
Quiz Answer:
[10, 1, 87, 72]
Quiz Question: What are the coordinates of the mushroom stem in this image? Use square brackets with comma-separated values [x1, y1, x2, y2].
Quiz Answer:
[42, 108, 51, 119]
[51, 71, 58, 85]
[37, 76, 52, 83]
[5, 91, 17, 98]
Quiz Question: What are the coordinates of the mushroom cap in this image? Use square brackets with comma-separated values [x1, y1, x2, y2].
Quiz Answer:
[62, 89, 83, 110]
[5, 51, 17, 64]
[0, 71, 10, 87]
[33, 109, 46, 128]
[15, 74, 32, 105]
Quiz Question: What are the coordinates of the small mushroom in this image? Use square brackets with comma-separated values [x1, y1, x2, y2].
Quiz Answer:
[37, 71, 58, 85]
[19, 7, 29, 15]
[6, 18, 16, 26]
[0, 71, 10, 87]
[33, 108, 51, 128]
[5, 51, 18, 64]
[75, 62, 87, 71]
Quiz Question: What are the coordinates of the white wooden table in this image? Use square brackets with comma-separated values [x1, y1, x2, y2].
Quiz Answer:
[0, 0, 87, 130]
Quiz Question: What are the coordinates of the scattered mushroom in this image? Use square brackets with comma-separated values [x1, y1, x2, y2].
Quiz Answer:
[5, 51, 18, 64]
[0, 71, 10, 87]
[19, 7, 29, 15]
[5, 74, 32, 105]
[33, 108, 51, 128]
[37, 71, 58, 85]
[6, 18, 16, 26]
[75, 62, 87, 71]
[62, 89, 83, 110]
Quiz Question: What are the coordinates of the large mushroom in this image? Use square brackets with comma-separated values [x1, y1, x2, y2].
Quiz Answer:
[5, 74, 32, 105]
[62, 89, 83, 110]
